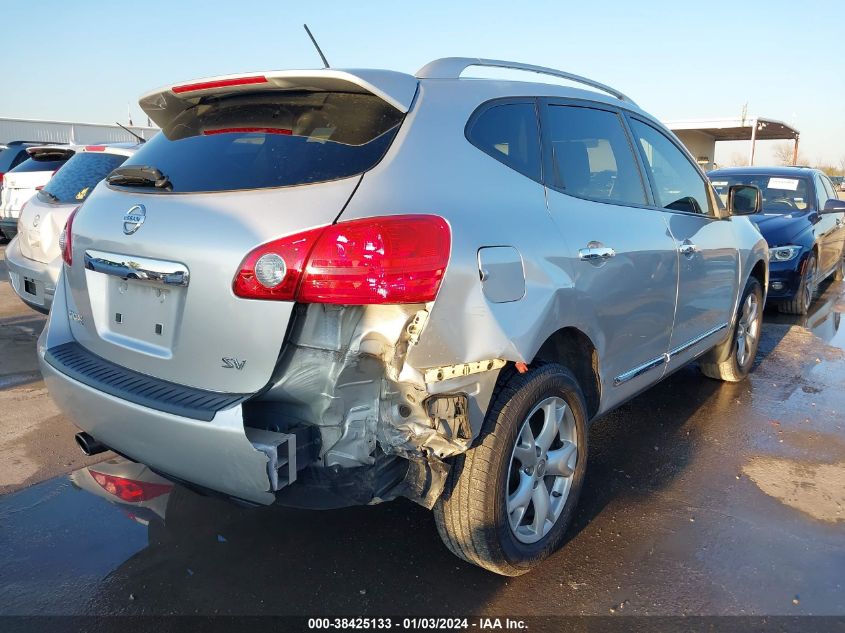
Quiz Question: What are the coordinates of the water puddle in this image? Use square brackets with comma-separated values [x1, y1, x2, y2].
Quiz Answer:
[743, 456, 845, 523]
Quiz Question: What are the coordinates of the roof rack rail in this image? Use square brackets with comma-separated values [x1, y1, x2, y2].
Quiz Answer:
[415, 57, 636, 105]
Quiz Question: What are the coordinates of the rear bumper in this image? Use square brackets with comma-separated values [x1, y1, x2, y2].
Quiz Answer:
[5, 236, 59, 313]
[37, 282, 279, 505]
[38, 347, 278, 504]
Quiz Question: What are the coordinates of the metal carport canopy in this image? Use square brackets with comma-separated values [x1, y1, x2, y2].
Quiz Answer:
[666, 117, 801, 165]
[666, 117, 800, 141]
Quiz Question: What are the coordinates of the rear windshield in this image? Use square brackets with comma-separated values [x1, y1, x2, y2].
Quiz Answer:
[113, 91, 404, 193]
[709, 174, 813, 212]
[0, 148, 31, 172]
[10, 154, 72, 174]
[39, 152, 128, 203]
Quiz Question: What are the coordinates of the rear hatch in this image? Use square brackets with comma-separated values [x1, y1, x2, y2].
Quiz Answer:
[63, 71, 415, 394]
[18, 147, 131, 263]
[0, 147, 74, 220]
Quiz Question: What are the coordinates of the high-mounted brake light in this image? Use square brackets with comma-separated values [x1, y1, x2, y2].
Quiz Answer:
[233, 215, 451, 304]
[172, 75, 268, 94]
[202, 127, 292, 136]
[84, 145, 106, 152]
[89, 470, 173, 502]
[60, 206, 80, 266]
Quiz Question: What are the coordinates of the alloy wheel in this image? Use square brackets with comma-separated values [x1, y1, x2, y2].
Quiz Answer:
[802, 257, 817, 311]
[506, 396, 578, 544]
[736, 292, 760, 367]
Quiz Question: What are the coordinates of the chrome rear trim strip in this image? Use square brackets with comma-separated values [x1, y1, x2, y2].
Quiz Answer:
[614, 355, 666, 386]
[84, 249, 189, 287]
[668, 323, 728, 359]
[614, 322, 729, 386]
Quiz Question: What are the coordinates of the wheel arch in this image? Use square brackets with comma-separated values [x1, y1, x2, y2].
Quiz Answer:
[529, 326, 601, 421]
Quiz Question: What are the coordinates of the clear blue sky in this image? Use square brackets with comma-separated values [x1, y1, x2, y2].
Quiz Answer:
[4, 0, 843, 166]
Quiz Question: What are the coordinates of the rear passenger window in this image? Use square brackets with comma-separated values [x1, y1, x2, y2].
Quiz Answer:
[630, 119, 713, 216]
[820, 175, 836, 202]
[467, 102, 541, 182]
[815, 175, 830, 209]
[542, 104, 646, 206]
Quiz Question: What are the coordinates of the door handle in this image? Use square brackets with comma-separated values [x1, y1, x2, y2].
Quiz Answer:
[678, 241, 698, 257]
[578, 246, 616, 261]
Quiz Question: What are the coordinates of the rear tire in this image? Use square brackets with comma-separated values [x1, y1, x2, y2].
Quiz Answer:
[433, 363, 588, 576]
[779, 253, 816, 315]
[700, 276, 763, 382]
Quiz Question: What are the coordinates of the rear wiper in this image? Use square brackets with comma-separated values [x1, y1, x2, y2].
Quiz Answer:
[107, 165, 172, 191]
[40, 190, 59, 202]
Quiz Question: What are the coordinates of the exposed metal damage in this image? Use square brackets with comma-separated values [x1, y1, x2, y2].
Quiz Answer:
[245, 302, 503, 507]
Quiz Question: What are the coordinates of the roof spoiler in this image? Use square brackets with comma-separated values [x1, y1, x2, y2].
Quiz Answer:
[25, 146, 77, 159]
[138, 69, 419, 131]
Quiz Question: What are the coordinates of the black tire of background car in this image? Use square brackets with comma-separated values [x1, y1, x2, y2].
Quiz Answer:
[700, 276, 764, 382]
[834, 255, 845, 282]
[433, 363, 588, 576]
[779, 253, 816, 315]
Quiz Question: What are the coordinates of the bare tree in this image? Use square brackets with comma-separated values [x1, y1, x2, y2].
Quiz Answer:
[729, 152, 748, 167]
[773, 143, 796, 166]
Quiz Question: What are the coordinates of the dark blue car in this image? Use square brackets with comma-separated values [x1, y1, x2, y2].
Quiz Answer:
[709, 166, 845, 315]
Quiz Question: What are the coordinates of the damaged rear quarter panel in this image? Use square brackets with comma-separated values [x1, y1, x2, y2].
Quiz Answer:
[256, 82, 593, 471]
[260, 302, 503, 466]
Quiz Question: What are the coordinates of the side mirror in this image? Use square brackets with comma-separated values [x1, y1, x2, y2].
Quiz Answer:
[727, 184, 762, 215]
[822, 198, 845, 214]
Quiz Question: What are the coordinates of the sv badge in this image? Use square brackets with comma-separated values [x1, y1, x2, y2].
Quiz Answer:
[222, 357, 247, 370]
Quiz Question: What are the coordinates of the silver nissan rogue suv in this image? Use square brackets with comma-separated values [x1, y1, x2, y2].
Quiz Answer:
[39, 58, 768, 575]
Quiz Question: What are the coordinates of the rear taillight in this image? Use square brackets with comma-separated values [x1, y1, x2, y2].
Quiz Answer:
[59, 206, 80, 266]
[0, 172, 4, 186]
[233, 226, 325, 300]
[89, 470, 173, 502]
[233, 215, 451, 304]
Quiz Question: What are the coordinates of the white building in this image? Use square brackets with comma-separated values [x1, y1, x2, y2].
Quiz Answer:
[0, 117, 158, 146]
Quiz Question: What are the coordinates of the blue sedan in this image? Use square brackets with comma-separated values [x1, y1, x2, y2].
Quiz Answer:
[709, 166, 845, 314]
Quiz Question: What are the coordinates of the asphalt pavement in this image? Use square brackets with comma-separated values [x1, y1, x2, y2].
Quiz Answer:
[0, 241, 843, 625]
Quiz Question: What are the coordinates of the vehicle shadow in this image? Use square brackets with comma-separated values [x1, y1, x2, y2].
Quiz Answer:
[0, 313, 47, 391]
[79, 366, 744, 616]
[56, 285, 845, 615]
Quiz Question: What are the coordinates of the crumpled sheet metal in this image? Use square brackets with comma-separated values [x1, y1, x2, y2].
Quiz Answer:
[263, 303, 501, 467]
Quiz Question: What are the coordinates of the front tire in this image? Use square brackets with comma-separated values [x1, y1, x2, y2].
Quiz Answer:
[700, 276, 763, 382]
[433, 364, 588, 576]
[779, 253, 816, 315]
